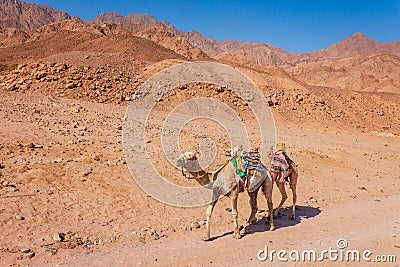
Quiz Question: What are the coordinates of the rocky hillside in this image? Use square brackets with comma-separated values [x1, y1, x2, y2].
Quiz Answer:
[0, 19, 207, 68]
[287, 54, 400, 94]
[87, 12, 182, 36]
[0, 0, 71, 29]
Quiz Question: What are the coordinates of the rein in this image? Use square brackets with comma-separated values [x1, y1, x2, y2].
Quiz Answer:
[181, 167, 208, 180]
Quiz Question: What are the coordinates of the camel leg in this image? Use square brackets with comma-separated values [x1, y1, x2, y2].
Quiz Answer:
[202, 199, 217, 241]
[273, 180, 288, 218]
[263, 182, 275, 231]
[289, 171, 298, 220]
[242, 188, 259, 234]
[230, 189, 241, 239]
[248, 188, 259, 224]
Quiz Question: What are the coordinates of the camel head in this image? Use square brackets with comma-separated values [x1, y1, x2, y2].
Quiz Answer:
[225, 146, 243, 158]
[176, 152, 201, 179]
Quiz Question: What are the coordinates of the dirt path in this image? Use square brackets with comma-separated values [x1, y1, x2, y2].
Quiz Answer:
[23, 194, 399, 266]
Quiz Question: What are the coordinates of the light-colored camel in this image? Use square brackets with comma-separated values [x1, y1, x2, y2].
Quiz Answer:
[176, 148, 275, 241]
[228, 147, 275, 230]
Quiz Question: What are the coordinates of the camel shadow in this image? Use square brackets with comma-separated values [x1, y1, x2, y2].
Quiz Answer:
[244, 205, 321, 236]
[207, 205, 321, 241]
[207, 231, 234, 241]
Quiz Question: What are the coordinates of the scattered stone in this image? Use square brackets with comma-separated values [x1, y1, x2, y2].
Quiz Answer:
[15, 215, 24, 220]
[65, 82, 76, 89]
[82, 240, 94, 247]
[21, 248, 31, 253]
[309, 197, 318, 203]
[51, 158, 63, 164]
[27, 252, 35, 258]
[358, 186, 367, 191]
[53, 233, 65, 242]
[82, 168, 93, 177]
[191, 222, 200, 229]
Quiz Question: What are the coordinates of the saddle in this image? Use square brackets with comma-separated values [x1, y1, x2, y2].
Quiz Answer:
[270, 150, 296, 182]
[240, 150, 266, 192]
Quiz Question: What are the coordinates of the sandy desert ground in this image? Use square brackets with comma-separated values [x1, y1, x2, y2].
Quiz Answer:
[1, 81, 399, 266]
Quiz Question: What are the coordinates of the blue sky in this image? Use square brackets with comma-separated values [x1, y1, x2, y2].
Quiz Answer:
[28, 0, 400, 53]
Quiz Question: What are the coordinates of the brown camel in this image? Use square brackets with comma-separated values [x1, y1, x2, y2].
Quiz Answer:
[176, 148, 275, 241]
[270, 163, 298, 220]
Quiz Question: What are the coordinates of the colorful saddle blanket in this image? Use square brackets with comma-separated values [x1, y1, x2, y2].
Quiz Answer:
[241, 151, 264, 171]
[270, 150, 290, 173]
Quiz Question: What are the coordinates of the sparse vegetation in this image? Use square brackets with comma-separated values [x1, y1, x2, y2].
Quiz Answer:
[8, 63, 18, 71]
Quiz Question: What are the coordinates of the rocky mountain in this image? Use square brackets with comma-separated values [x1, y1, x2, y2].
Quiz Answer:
[287, 54, 400, 93]
[87, 12, 183, 36]
[89, 12, 400, 68]
[0, 20, 208, 67]
[0, 0, 71, 29]
[1, 2, 400, 94]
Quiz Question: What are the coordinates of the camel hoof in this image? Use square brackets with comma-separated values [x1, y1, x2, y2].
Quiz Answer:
[233, 233, 242, 239]
[270, 226, 275, 231]
[248, 218, 257, 225]
[201, 235, 211, 241]
[241, 226, 249, 234]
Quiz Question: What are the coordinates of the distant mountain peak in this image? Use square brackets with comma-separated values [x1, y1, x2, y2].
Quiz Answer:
[345, 32, 374, 42]
[0, 0, 71, 29]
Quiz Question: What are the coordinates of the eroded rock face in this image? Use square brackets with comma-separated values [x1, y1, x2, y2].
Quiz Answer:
[0, 0, 71, 30]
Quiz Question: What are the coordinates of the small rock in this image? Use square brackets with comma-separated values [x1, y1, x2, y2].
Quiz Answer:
[3, 180, 9, 187]
[309, 197, 317, 203]
[98, 240, 104, 246]
[0, 163, 5, 169]
[27, 252, 35, 258]
[82, 168, 93, 177]
[65, 82, 76, 89]
[198, 220, 206, 227]
[191, 222, 200, 229]
[53, 233, 65, 242]
[15, 215, 24, 220]
[21, 248, 31, 253]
